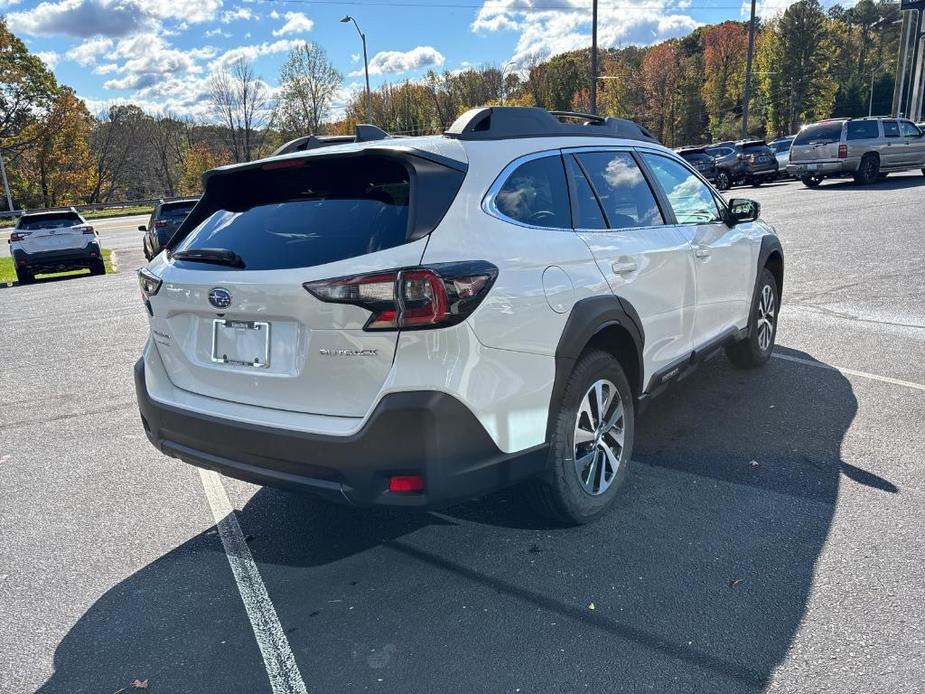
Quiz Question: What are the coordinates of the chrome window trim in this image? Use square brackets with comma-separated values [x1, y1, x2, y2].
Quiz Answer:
[481, 149, 574, 232]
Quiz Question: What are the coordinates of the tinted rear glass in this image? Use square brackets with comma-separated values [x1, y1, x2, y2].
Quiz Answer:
[173, 156, 410, 271]
[742, 142, 770, 151]
[159, 204, 196, 220]
[793, 122, 844, 146]
[17, 212, 82, 230]
[846, 121, 879, 140]
[883, 120, 900, 137]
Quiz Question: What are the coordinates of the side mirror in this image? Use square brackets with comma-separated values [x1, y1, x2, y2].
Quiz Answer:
[138, 225, 146, 231]
[728, 198, 760, 224]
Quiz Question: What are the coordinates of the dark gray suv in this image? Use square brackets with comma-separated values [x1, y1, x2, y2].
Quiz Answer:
[140, 198, 198, 260]
[706, 140, 779, 190]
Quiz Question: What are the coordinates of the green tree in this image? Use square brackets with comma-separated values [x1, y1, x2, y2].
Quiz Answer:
[0, 18, 58, 151]
[277, 43, 342, 136]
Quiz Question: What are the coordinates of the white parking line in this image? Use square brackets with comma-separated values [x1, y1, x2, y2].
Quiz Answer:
[772, 352, 925, 392]
[199, 469, 309, 694]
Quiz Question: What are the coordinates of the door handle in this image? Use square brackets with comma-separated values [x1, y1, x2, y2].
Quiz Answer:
[694, 247, 712, 259]
[611, 259, 637, 275]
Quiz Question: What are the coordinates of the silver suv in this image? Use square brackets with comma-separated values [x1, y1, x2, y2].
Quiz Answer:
[788, 117, 925, 187]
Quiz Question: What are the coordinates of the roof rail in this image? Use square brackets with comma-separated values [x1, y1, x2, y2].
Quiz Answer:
[271, 123, 392, 156]
[445, 106, 659, 143]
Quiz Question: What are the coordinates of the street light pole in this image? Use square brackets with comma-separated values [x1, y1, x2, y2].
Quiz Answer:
[341, 15, 372, 124]
[741, 0, 757, 138]
[590, 0, 598, 115]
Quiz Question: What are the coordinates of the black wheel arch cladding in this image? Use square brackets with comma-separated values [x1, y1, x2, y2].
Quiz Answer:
[758, 234, 784, 300]
[547, 295, 644, 440]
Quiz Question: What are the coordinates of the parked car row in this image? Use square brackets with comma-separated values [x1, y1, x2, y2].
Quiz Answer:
[676, 139, 779, 190]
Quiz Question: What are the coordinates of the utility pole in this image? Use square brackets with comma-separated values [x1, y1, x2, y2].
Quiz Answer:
[869, 69, 876, 116]
[0, 149, 13, 213]
[590, 0, 598, 115]
[893, 11, 913, 116]
[741, 0, 757, 138]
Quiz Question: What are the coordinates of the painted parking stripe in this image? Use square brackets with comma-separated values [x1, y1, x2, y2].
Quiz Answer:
[772, 352, 925, 392]
[199, 469, 309, 694]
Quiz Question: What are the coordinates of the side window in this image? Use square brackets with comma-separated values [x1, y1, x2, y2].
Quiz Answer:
[900, 120, 921, 138]
[564, 156, 606, 230]
[493, 155, 571, 229]
[641, 153, 723, 225]
[883, 120, 900, 138]
[574, 151, 664, 229]
[847, 120, 879, 140]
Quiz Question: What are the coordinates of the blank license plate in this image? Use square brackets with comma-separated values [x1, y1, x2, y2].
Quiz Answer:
[211, 319, 271, 368]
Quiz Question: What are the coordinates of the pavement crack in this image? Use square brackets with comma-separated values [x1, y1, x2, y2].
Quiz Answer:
[0, 400, 135, 431]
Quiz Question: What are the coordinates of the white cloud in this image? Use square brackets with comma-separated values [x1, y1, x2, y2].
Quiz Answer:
[65, 36, 112, 66]
[214, 39, 306, 67]
[352, 46, 445, 77]
[36, 50, 59, 69]
[221, 6, 255, 23]
[93, 62, 119, 74]
[204, 28, 230, 38]
[350, 53, 360, 64]
[8, 0, 222, 38]
[272, 11, 314, 36]
[472, 0, 700, 68]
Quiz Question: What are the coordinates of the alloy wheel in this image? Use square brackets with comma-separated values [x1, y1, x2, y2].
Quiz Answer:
[573, 379, 625, 495]
[757, 283, 776, 351]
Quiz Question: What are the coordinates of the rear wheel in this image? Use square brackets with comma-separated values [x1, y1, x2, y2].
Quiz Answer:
[801, 175, 822, 188]
[726, 268, 778, 369]
[715, 170, 732, 190]
[15, 266, 35, 285]
[90, 258, 106, 276]
[526, 350, 634, 525]
[854, 154, 879, 184]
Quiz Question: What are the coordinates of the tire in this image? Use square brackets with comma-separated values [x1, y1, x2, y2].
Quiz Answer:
[90, 258, 106, 276]
[801, 175, 821, 188]
[15, 266, 35, 285]
[715, 170, 732, 191]
[853, 154, 879, 184]
[726, 268, 779, 369]
[526, 349, 635, 525]
[750, 178, 762, 187]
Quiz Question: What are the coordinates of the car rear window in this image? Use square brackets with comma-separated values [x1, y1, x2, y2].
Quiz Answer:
[17, 212, 82, 230]
[681, 152, 711, 162]
[846, 121, 879, 140]
[172, 156, 411, 271]
[159, 204, 196, 220]
[793, 122, 844, 146]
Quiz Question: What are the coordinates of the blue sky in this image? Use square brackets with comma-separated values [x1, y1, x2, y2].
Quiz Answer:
[3, 0, 811, 120]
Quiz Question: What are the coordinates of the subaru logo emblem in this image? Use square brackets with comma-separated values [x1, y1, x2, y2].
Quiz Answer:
[208, 287, 232, 309]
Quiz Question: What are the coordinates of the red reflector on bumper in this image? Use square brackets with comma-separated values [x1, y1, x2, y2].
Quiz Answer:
[389, 475, 424, 492]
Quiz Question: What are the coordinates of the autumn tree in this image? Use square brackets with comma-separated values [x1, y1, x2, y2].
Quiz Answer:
[0, 18, 58, 152]
[702, 22, 748, 136]
[641, 42, 686, 146]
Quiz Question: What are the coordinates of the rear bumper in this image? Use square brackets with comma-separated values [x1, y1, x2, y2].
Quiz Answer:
[134, 357, 548, 508]
[745, 162, 778, 178]
[787, 161, 848, 177]
[13, 240, 101, 271]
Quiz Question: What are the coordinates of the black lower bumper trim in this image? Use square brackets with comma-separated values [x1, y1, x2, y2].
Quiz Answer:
[135, 358, 548, 508]
[14, 242, 101, 271]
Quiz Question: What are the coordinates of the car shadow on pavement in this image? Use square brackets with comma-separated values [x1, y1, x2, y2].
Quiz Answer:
[803, 175, 925, 192]
[40, 349, 869, 693]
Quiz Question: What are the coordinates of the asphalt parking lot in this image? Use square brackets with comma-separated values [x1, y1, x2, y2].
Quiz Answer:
[1, 174, 924, 693]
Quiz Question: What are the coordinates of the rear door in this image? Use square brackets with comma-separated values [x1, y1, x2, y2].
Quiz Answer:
[146, 152, 460, 418]
[881, 120, 904, 168]
[566, 148, 695, 379]
[17, 212, 88, 253]
[639, 151, 752, 347]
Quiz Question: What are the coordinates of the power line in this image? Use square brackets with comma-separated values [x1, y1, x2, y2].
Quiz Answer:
[253, 0, 747, 10]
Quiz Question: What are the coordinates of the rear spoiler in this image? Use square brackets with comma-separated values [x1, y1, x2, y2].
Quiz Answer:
[271, 124, 392, 156]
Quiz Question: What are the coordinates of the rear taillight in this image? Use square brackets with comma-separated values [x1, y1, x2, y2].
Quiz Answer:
[76, 225, 95, 235]
[154, 220, 168, 228]
[737, 153, 748, 160]
[138, 268, 162, 298]
[837, 144, 847, 159]
[9, 231, 29, 242]
[304, 261, 498, 331]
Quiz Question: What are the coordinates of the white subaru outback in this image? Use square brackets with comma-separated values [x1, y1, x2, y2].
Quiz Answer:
[9, 208, 105, 285]
[134, 107, 783, 524]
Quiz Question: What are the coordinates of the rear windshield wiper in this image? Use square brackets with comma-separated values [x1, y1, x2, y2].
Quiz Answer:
[171, 248, 245, 269]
